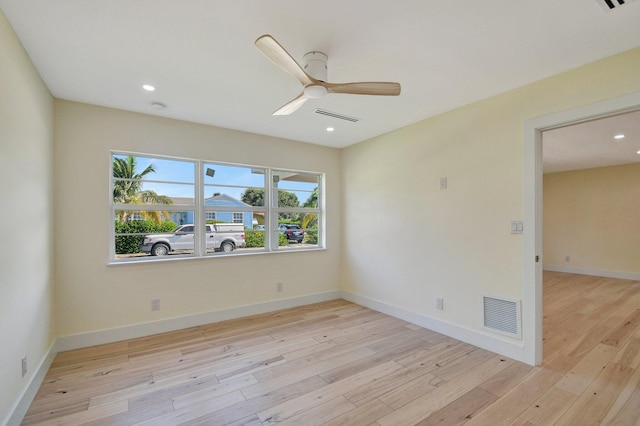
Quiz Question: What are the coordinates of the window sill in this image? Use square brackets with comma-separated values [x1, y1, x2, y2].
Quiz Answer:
[108, 246, 326, 266]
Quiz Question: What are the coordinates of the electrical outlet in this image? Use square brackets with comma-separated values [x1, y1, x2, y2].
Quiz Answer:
[21, 356, 27, 377]
[276, 282, 283, 292]
[151, 299, 161, 311]
[435, 298, 444, 310]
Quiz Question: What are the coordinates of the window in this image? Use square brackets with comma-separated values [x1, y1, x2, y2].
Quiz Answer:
[129, 213, 144, 221]
[272, 170, 321, 249]
[111, 152, 323, 262]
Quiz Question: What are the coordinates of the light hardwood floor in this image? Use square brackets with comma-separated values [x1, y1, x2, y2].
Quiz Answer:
[22, 271, 640, 425]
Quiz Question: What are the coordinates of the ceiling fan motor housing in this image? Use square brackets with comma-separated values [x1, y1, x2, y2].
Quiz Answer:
[303, 51, 328, 81]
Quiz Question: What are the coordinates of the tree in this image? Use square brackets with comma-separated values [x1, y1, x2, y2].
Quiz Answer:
[240, 188, 300, 208]
[113, 155, 173, 223]
[277, 191, 299, 208]
[113, 156, 155, 204]
[303, 187, 318, 208]
[301, 187, 319, 242]
[241, 188, 264, 206]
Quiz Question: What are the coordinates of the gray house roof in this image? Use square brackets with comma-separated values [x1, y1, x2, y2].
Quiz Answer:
[204, 194, 251, 207]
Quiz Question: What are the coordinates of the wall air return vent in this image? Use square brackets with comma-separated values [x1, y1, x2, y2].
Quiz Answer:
[595, 0, 635, 11]
[483, 295, 521, 339]
[313, 108, 360, 123]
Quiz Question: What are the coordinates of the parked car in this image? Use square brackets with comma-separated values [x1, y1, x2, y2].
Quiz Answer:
[140, 223, 245, 255]
[278, 224, 304, 243]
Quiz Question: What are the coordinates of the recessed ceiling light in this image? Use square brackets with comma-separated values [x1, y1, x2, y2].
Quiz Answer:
[150, 102, 166, 110]
[326, 127, 334, 132]
[142, 84, 156, 92]
[614, 134, 625, 139]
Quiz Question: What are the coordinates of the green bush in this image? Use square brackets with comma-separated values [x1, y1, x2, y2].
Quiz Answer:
[159, 221, 178, 232]
[244, 230, 288, 248]
[244, 230, 264, 248]
[114, 220, 176, 254]
[304, 229, 318, 244]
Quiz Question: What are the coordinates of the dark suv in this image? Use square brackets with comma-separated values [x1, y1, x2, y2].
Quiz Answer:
[278, 224, 304, 243]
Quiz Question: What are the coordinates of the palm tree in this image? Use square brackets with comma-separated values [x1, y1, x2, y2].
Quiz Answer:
[113, 156, 156, 204]
[301, 187, 318, 242]
[113, 156, 172, 223]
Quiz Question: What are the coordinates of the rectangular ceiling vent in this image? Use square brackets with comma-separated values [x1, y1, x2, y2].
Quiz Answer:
[313, 108, 360, 123]
[483, 295, 521, 339]
[595, 0, 634, 11]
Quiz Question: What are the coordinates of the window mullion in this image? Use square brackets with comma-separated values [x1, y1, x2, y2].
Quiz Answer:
[271, 170, 281, 250]
[195, 160, 205, 256]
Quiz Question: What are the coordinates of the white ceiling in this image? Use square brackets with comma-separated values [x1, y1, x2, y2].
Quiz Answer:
[543, 109, 640, 173]
[1, 0, 640, 162]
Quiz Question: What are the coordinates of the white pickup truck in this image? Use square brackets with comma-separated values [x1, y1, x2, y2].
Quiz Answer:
[140, 223, 245, 256]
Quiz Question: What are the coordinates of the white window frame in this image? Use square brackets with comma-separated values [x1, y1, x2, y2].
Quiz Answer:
[110, 151, 325, 263]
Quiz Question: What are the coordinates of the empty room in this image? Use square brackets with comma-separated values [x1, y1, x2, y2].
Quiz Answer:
[1, 1, 640, 425]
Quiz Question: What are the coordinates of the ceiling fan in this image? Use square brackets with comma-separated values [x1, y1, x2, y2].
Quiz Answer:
[255, 34, 401, 115]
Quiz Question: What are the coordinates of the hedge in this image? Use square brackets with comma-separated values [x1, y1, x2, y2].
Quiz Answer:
[114, 220, 176, 254]
[245, 230, 288, 248]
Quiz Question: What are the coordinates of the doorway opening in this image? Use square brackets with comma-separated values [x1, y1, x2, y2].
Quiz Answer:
[523, 91, 640, 366]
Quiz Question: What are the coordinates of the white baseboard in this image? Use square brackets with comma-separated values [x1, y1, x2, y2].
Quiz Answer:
[341, 290, 529, 365]
[544, 265, 640, 281]
[5, 341, 57, 426]
[55, 291, 342, 352]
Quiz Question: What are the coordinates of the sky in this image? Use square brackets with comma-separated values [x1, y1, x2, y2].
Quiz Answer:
[113, 153, 317, 204]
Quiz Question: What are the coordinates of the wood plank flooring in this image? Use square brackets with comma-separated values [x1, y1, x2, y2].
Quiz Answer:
[22, 271, 640, 425]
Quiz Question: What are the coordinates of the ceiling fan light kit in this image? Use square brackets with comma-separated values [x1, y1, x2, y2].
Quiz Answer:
[255, 34, 401, 115]
[304, 85, 328, 99]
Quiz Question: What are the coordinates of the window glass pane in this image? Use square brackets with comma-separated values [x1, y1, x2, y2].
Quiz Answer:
[272, 171, 319, 208]
[276, 213, 319, 248]
[204, 163, 265, 207]
[114, 210, 193, 259]
[133, 182, 195, 205]
[113, 154, 195, 204]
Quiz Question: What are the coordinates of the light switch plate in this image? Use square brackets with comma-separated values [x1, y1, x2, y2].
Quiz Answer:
[510, 220, 524, 234]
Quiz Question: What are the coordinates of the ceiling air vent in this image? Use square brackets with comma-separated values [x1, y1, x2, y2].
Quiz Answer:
[595, 0, 634, 11]
[483, 295, 521, 339]
[313, 108, 360, 123]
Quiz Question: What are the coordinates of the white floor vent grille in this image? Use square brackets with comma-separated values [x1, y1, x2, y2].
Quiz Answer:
[483, 296, 521, 339]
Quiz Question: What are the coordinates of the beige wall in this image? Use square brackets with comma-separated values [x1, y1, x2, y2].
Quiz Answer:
[3, 8, 640, 420]
[0, 9, 55, 424]
[341, 47, 640, 351]
[544, 163, 640, 275]
[54, 101, 342, 337]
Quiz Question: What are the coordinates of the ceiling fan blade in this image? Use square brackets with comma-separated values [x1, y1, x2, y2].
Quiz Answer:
[273, 93, 310, 115]
[324, 81, 401, 96]
[255, 34, 314, 86]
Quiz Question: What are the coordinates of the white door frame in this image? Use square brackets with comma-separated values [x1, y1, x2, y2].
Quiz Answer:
[523, 91, 640, 366]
